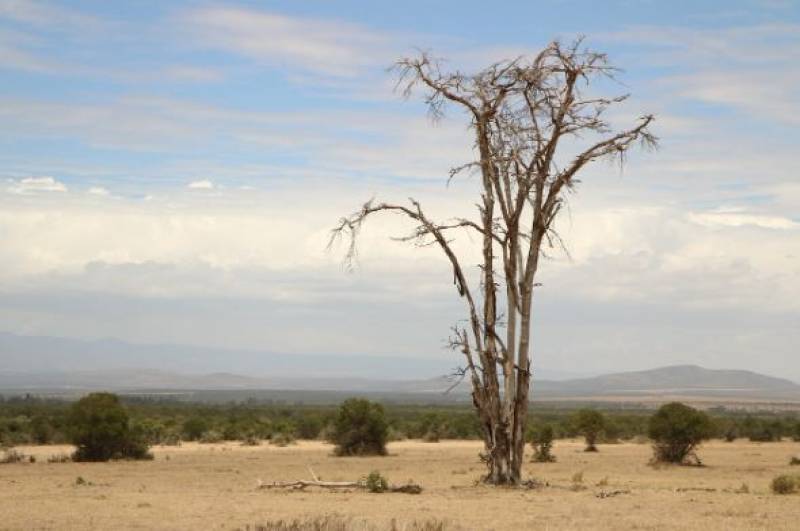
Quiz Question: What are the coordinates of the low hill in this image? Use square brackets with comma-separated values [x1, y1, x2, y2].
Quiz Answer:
[1, 364, 798, 404]
[532, 364, 800, 399]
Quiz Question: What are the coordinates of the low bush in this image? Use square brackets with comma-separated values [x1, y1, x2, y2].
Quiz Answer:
[365, 471, 389, 493]
[648, 402, 713, 465]
[529, 424, 556, 463]
[330, 398, 388, 457]
[789, 456, 800, 466]
[771, 474, 799, 495]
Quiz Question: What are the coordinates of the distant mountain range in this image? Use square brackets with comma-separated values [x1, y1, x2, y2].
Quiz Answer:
[0, 331, 586, 380]
[1, 332, 798, 403]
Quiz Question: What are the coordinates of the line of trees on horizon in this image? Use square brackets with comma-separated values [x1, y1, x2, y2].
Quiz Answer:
[1, 393, 799, 450]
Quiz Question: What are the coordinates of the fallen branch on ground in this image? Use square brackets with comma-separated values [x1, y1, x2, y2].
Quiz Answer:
[256, 467, 422, 494]
[596, 489, 630, 499]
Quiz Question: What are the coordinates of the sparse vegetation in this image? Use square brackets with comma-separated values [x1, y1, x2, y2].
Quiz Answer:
[789, 456, 800, 466]
[248, 515, 453, 531]
[648, 402, 713, 465]
[0, 447, 26, 464]
[270, 431, 296, 447]
[241, 434, 261, 446]
[330, 398, 388, 456]
[570, 471, 586, 491]
[199, 430, 224, 444]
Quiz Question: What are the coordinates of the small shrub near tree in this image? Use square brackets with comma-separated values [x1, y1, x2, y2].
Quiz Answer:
[529, 424, 556, 463]
[574, 409, 605, 452]
[365, 471, 389, 493]
[68, 392, 151, 462]
[330, 398, 388, 457]
[648, 402, 713, 465]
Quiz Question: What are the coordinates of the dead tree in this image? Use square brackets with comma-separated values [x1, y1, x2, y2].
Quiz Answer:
[330, 39, 656, 485]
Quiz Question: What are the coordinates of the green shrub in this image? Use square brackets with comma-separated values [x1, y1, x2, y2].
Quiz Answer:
[365, 470, 388, 493]
[742, 416, 784, 442]
[330, 398, 388, 457]
[648, 402, 713, 465]
[30, 416, 54, 444]
[295, 416, 324, 440]
[771, 474, 799, 495]
[529, 424, 556, 463]
[574, 409, 605, 452]
[68, 392, 151, 462]
[182, 417, 209, 441]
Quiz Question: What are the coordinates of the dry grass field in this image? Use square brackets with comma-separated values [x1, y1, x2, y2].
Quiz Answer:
[2, 439, 800, 530]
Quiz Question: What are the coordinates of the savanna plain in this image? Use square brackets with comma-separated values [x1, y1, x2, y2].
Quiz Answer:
[2, 439, 800, 530]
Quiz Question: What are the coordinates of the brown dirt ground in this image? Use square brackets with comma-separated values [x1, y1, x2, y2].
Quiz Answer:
[2, 439, 800, 530]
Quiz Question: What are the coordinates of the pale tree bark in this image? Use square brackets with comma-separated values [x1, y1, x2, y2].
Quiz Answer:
[330, 39, 656, 485]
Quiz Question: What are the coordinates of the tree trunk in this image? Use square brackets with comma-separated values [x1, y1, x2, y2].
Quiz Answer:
[484, 423, 517, 484]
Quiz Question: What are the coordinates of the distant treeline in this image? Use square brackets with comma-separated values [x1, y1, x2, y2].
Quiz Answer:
[1, 394, 799, 446]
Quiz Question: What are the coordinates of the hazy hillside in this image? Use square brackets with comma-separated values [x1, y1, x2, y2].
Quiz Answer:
[533, 365, 800, 398]
[0, 332, 585, 381]
[1, 362, 798, 403]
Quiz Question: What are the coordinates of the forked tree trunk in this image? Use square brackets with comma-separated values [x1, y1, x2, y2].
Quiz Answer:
[331, 39, 656, 485]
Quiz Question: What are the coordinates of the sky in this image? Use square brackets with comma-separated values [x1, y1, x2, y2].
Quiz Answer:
[0, 0, 799, 380]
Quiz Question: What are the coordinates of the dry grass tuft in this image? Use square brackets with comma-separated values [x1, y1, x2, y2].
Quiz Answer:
[244, 515, 454, 531]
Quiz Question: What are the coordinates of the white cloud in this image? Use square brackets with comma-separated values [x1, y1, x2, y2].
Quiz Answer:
[601, 24, 800, 124]
[7, 176, 67, 194]
[688, 210, 798, 230]
[178, 6, 395, 77]
[0, 0, 100, 30]
[187, 179, 214, 190]
[87, 186, 110, 196]
[163, 66, 224, 83]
